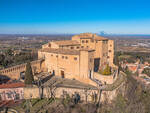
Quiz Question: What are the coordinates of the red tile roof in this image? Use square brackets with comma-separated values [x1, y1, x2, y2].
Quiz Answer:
[0, 82, 25, 89]
[128, 66, 137, 72]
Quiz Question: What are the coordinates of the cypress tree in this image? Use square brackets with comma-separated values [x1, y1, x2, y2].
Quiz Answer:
[25, 62, 34, 85]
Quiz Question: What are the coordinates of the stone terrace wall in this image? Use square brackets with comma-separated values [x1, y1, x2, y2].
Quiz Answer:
[24, 86, 98, 102]
[0, 59, 45, 80]
[24, 71, 126, 103]
[93, 72, 114, 84]
[24, 82, 126, 103]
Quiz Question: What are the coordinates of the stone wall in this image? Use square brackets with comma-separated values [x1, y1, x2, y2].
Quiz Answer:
[24, 82, 126, 103]
[72, 33, 114, 67]
[24, 86, 98, 102]
[101, 81, 126, 103]
[38, 50, 95, 86]
[0, 59, 45, 80]
[108, 40, 114, 67]
[0, 87, 24, 100]
[93, 72, 114, 84]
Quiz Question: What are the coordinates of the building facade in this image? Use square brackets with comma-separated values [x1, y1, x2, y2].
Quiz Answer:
[38, 33, 114, 84]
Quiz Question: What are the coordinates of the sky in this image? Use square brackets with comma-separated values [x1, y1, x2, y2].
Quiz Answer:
[0, 0, 150, 34]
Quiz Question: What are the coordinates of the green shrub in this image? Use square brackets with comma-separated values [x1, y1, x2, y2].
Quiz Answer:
[102, 64, 111, 75]
[142, 68, 150, 77]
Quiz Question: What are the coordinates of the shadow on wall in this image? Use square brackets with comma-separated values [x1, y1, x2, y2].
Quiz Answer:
[94, 58, 100, 72]
[0, 75, 10, 84]
[41, 75, 53, 84]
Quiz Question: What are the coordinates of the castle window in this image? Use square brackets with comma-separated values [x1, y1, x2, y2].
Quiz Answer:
[56, 55, 58, 58]
[109, 50, 111, 52]
[81, 46, 84, 48]
[103, 41, 108, 44]
[110, 44, 112, 47]
[107, 56, 110, 58]
[51, 54, 53, 56]
[76, 46, 80, 49]
[65, 56, 68, 59]
[74, 57, 77, 60]
[62, 56, 64, 59]
[70, 47, 74, 49]
[86, 40, 88, 43]
[82, 40, 85, 43]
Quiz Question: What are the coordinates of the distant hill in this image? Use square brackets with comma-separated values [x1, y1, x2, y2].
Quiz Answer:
[1, 34, 150, 40]
[103, 35, 150, 40]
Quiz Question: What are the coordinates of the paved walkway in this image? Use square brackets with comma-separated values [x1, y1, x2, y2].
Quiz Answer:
[41, 76, 97, 90]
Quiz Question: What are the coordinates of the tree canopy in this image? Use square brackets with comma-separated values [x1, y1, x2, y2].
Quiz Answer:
[24, 62, 34, 85]
[0, 49, 37, 68]
[142, 68, 150, 77]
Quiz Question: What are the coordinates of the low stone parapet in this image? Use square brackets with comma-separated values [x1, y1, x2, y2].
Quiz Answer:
[24, 85, 98, 102]
[93, 72, 114, 84]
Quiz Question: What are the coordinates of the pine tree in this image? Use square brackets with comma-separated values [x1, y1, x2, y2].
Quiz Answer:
[25, 62, 34, 85]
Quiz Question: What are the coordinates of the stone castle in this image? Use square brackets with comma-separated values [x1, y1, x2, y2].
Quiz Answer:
[38, 33, 114, 85]
[0, 33, 122, 102]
